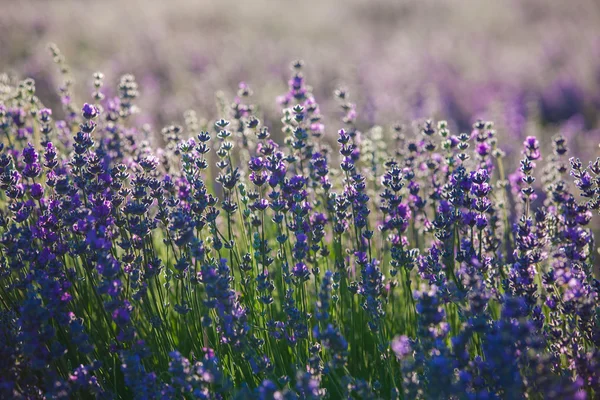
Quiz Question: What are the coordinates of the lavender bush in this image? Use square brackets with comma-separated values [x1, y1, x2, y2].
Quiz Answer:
[1, 44, 600, 399]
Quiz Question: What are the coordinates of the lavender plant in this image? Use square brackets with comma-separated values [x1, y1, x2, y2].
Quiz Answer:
[0, 49, 599, 399]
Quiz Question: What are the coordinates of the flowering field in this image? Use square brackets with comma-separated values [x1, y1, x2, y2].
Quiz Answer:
[2, 1, 600, 399]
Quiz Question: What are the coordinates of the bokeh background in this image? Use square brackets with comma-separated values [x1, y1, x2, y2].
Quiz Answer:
[1, 0, 600, 159]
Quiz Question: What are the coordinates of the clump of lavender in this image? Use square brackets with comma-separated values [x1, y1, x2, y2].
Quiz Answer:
[0, 51, 598, 400]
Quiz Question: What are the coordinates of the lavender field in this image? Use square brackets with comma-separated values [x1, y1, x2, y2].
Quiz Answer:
[1, 1, 600, 399]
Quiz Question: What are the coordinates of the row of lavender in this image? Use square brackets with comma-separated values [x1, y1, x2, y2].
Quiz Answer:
[1, 50, 599, 399]
[3, 1, 600, 137]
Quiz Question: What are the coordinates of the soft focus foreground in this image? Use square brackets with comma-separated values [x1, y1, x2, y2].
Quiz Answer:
[0, 49, 600, 398]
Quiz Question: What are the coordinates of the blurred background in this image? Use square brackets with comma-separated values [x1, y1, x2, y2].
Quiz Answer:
[1, 0, 600, 158]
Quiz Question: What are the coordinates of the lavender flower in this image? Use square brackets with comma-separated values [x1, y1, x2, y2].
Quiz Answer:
[0, 56, 597, 400]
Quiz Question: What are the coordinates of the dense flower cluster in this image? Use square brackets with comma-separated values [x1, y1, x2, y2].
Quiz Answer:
[0, 52, 599, 399]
